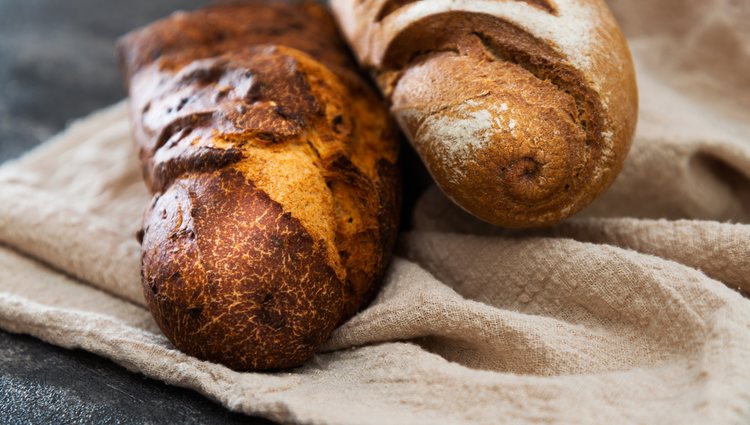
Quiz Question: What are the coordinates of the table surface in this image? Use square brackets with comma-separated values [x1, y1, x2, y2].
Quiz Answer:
[0, 0, 275, 422]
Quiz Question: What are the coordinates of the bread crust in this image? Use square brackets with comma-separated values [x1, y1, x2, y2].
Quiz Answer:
[331, 0, 638, 227]
[118, 2, 400, 371]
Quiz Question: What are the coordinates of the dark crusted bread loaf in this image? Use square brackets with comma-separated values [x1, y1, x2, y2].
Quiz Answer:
[332, 0, 638, 227]
[117, 2, 400, 371]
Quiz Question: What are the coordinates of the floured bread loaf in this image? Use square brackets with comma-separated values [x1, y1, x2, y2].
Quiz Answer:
[118, 2, 400, 371]
[331, 0, 638, 227]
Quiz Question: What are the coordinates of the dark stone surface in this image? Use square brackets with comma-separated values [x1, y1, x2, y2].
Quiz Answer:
[0, 0, 276, 423]
[0, 0, 213, 162]
[0, 332, 272, 425]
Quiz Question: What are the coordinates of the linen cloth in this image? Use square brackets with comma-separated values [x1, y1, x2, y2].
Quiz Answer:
[1, 0, 750, 423]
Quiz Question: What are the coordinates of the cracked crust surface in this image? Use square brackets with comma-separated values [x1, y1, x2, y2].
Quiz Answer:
[118, 2, 400, 371]
[331, 0, 637, 227]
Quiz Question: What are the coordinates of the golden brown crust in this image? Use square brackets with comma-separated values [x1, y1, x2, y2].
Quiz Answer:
[119, 2, 400, 370]
[332, 0, 638, 227]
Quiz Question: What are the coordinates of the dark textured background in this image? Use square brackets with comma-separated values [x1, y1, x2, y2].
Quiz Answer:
[0, 0, 275, 422]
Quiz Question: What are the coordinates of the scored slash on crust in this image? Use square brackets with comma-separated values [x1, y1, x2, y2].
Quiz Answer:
[375, 0, 558, 23]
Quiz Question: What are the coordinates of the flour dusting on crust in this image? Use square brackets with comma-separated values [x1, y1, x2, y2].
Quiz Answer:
[404, 98, 514, 182]
[362, 0, 600, 73]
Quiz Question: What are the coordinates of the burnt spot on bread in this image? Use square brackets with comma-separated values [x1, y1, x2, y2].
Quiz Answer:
[140, 170, 346, 370]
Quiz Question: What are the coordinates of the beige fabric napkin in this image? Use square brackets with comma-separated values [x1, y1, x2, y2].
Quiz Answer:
[2, 0, 750, 423]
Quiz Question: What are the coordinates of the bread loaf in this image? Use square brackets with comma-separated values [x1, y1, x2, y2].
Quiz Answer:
[331, 0, 638, 227]
[117, 2, 400, 371]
